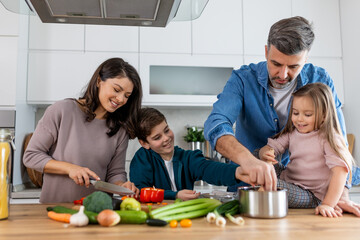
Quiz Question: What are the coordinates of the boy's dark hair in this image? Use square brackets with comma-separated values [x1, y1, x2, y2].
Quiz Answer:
[136, 107, 166, 142]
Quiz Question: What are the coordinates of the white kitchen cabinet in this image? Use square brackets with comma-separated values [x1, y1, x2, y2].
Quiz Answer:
[139, 21, 192, 54]
[243, 0, 291, 56]
[27, 51, 139, 104]
[0, 3, 19, 36]
[192, 0, 243, 55]
[0, 37, 17, 107]
[292, 0, 342, 57]
[85, 25, 139, 52]
[28, 16, 85, 51]
[139, 53, 243, 106]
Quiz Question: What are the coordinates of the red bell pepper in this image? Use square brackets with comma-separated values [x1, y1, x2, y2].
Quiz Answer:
[140, 187, 164, 203]
[73, 197, 86, 205]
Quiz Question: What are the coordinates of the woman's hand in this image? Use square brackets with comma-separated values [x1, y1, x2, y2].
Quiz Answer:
[118, 181, 140, 198]
[68, 165, 100, 187]
[259, 145, 277, 164]
[176, 189, 200, 201]
[315, 204, 343, 218]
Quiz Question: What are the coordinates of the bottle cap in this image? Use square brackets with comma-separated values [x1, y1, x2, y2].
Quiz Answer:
[0, 128, 13, 141]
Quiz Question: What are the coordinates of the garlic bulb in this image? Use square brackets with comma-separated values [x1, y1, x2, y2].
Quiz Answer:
[70, 206, 89, 227]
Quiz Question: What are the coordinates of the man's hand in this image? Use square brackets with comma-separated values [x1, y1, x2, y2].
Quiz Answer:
[216, 135, 277, 191]
[336, 188, 360, 217]
[239, 157, 277, 191]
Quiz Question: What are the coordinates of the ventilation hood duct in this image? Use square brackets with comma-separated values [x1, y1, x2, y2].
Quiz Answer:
[1, 0, 209, 27]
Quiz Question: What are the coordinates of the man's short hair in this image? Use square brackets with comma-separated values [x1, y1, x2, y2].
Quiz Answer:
[267, 16, 315, 55]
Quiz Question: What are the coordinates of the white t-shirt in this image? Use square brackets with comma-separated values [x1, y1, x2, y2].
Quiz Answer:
[269, 79, 297, 128]
[163, 158, 177, 191]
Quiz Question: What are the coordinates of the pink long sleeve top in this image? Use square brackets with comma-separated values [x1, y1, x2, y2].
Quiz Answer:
[268, 129, 349, 201]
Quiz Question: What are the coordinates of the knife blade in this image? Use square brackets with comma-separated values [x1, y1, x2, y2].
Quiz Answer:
[90, 180, 135, 195]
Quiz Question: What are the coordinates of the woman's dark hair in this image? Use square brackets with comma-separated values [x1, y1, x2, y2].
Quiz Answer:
[79, 57, 142, 139]
[136, 108, 166, 142]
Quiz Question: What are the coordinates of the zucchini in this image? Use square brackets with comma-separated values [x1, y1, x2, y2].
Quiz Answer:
[115, 210, 148, 224]
[46, 206, 98, 224]
[146, 219, 168, 227]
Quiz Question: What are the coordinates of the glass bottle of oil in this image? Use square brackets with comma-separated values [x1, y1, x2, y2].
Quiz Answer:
[0, 129, 14, 220]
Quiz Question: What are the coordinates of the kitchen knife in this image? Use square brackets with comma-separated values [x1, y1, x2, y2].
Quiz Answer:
[90, 180, 135, 195]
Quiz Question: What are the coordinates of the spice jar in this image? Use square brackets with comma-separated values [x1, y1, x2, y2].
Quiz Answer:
[0, 129, 15, 220]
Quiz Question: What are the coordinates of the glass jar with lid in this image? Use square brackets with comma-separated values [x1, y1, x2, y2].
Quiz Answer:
[0, 128, 15, 220]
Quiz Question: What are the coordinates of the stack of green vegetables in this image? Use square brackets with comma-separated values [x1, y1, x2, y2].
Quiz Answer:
[150, 198, 221, 222]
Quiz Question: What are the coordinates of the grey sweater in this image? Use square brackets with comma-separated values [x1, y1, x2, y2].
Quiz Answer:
[23, 99, 129, 203]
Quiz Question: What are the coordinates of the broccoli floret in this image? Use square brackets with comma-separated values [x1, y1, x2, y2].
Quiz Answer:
[83, 191, 113, 213]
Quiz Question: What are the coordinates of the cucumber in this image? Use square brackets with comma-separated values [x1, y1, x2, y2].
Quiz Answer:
[47, 206, 98, 224]
[115, 210, 148, 224]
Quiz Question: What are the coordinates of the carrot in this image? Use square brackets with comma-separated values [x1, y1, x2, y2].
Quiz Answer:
[47, 211, 71, 223]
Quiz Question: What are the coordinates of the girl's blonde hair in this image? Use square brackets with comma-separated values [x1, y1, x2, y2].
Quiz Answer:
[276, 83, 353, 182]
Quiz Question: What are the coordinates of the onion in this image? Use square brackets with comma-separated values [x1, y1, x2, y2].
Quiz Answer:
[97, 209, 120, 227]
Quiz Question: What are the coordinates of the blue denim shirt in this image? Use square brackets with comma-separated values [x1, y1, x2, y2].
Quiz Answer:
[204, 61, 360, 189]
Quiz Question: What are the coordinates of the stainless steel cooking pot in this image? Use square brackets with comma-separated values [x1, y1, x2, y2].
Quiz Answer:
[238, 186, 288, 218]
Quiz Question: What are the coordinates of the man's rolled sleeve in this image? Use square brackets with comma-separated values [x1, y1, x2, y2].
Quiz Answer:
[205, 122, 234, 150]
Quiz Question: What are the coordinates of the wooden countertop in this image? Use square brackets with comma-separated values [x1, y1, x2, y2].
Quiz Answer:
[1, 204, 360, 240]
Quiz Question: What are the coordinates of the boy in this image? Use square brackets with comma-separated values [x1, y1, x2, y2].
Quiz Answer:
[130, 107, 247, 201]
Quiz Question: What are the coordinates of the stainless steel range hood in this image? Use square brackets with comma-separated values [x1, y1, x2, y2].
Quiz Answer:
[0, 0, 209, 27]
[29, 0, 182, 27]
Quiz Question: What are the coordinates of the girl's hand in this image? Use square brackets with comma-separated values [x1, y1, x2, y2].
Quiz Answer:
[315, 204, 343, 218]
[259, 145, 277, 164]
[176, 190, 200, 201]
[68, 166, 100, 187]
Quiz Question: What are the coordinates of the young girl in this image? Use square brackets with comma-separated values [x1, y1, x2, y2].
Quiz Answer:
[259, 83, 354, 217]
[23, 58, 142, 203]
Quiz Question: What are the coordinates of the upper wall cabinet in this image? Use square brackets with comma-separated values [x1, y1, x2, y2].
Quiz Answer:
[292, 0, 342, 58]
[192, 0, 243, 55]
[29, 16, 84, 51]
[27, 52, 138, 104]
[139, 21, 192, 54]
[85, 25, 139, 52]
[0, 38, 17, 107]
[0, 4, 18, 36]
[243, 0, 291, 56]
[139, 53, 243, 106]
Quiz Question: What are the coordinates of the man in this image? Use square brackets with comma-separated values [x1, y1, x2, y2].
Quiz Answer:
[204, 16, 360, 215]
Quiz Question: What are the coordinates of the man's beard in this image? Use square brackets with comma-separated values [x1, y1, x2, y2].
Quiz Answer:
[269, 77, 293, 89]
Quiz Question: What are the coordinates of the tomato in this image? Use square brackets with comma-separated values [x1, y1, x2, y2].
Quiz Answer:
[180, 219, 192, 228]
[169, 220, 178, 228]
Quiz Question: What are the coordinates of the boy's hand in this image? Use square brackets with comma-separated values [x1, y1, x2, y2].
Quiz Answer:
[259, 145, 277, 164]
[315, 204, 343, 218]
[176, 190, 200, 201]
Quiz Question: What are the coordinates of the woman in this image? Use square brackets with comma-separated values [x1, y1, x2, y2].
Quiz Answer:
[23, 58, 142, 203]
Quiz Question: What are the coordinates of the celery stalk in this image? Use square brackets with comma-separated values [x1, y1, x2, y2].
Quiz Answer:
[155, 202, 221, 222]
[152, 201, 219, 218]
[151, 198, 220, 216]
[150, 198, 221, 222]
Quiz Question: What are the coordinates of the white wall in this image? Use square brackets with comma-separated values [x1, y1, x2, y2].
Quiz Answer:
[340, 0, 360, 162]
